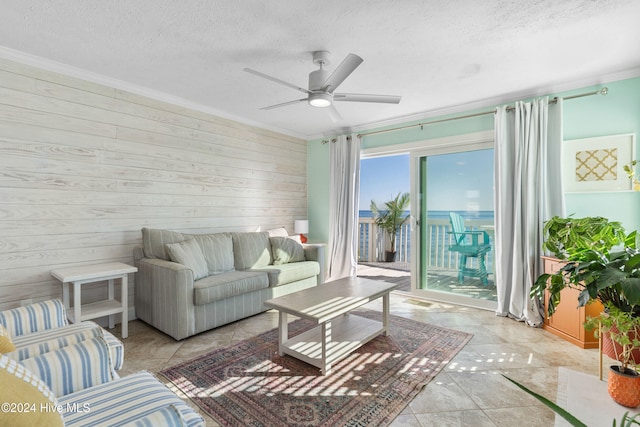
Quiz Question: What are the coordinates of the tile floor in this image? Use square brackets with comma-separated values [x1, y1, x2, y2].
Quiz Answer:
[114, 288, 605, 427]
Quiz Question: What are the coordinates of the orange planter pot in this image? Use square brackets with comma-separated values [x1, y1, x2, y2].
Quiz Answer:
[608, 366, 640, 408]
[602, 326, 640, 364]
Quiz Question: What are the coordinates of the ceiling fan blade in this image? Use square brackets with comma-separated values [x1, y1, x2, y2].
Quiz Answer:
[320, 53, 363, 93]
[327, 104, 343, 122]
[244, 68, 311, 95]
[334, 93, 402, 104]
[260, 98, 307, 110]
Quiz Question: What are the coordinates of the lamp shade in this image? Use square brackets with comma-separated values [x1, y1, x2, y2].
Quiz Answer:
[294, 220, 309, 234]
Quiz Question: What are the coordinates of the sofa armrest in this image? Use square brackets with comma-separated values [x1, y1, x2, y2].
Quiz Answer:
[303, 243, 326, 284]
[135, 258, 197, 340]
[0, 299, 68, 338]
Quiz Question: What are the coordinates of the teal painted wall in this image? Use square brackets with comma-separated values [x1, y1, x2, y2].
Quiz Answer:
[563, 78, 640, 230]
[308, 76, 640, 243]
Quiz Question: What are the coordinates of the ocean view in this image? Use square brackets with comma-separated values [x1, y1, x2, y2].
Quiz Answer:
[359, 210, 495, 220]
[358, 209, 495, 269]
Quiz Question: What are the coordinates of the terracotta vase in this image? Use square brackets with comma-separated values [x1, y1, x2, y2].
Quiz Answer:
[602, 325, 640, 364]
[608, 366, 640, 408]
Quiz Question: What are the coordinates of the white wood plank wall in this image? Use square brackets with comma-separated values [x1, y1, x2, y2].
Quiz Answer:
[0, 58, 308, 313]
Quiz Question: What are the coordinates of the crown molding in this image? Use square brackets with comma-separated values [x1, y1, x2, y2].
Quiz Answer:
[2, 46, 639, 143]
[308, 66, 640, 141]
[0, 46, 308, 140]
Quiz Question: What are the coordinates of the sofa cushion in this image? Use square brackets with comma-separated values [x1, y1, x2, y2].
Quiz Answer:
[189, 233, 235, 275]
[20, 336, 117, 397]
[59, 371, 205, 427]
[142, 227, 186, 260]
[232, 232, 273, 270]
[165, 239, 209, 280]
[193, 271, 269, 305]
[251, 261, 320, 287]
[0, 355, 64, 427]
[270, 236, 305, 265]
[0, 299, 68, 337]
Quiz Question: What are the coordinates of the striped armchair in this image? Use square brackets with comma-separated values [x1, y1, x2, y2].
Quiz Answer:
[1, 340, 204, 426]
[0, 299, 124, 371]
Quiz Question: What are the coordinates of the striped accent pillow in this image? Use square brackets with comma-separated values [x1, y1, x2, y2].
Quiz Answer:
[120, 404, 186, 427]
[20, 336, 117, 397]
[165, 239, 209, 280]
[0, 299, 67, 337]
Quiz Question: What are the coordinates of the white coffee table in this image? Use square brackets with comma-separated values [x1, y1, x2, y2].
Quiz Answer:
[264, 276, 400, 375]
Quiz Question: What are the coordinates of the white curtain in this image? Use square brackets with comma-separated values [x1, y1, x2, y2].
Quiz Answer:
[328, 134, 361, 280]
[494, 96, 565, 326]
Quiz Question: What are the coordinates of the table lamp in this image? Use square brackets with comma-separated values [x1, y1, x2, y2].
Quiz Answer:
[294, 220, 309, 243]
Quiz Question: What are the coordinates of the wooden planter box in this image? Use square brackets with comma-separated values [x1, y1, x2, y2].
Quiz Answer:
[541, 256, 603, 349]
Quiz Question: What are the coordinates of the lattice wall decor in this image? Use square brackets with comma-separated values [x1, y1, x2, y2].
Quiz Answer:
[563, 134, 635, 192]
[575, 148, 618, 182]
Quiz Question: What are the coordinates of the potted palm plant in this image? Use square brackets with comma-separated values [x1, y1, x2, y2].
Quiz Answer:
[370, 192, 410, 262]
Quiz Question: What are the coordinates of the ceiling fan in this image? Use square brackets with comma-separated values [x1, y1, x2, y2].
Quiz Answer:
[243, 51, 401, 120]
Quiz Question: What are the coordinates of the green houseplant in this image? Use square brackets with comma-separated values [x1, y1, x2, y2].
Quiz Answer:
[532, 215, 640, 407]
[532, 216, 629, 317]
[503, 374, 640, 425]
[541, 215, 626, 262]
[532, 229, 640, 318]
[624, 160, 640, 191]
[370, 192, 410, 262]
[585, 304, 640, 408]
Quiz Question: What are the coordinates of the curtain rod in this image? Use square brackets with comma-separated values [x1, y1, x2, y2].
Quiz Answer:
[356, 87, 608, 139]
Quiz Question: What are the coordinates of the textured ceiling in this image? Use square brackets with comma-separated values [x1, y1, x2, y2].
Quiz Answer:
[0, 0, 639, 139]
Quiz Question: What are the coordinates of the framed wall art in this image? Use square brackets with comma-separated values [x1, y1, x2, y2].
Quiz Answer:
[563, 133, 636, 193]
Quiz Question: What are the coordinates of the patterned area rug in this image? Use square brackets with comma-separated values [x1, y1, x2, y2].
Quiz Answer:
[160, 310, 472, 427]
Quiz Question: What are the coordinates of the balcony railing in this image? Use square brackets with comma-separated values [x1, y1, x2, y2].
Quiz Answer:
[358, 217, 494, 272]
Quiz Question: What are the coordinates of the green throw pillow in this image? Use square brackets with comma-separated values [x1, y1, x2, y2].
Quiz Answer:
[165, 239, 209, 280]
[270, 237, 305, 265]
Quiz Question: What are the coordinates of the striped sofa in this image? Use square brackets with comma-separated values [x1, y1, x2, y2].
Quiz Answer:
[134, 227, 325, 340]
[0, 299, 124, 371]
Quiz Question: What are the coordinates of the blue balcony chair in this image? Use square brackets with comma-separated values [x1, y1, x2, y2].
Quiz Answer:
[448, 212, 491, 285]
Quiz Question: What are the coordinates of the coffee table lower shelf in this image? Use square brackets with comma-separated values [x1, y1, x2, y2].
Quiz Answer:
[280, 314, 384, 374]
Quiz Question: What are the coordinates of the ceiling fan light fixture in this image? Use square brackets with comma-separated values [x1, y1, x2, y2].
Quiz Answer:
[308, 92, 332, 108]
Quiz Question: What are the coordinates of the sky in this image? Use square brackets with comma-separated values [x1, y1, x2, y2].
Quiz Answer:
[359, 155, 410, 211]
[359, 150, 494, 212]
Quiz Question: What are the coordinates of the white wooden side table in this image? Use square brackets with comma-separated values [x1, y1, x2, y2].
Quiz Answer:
[50, 262, 137, 339]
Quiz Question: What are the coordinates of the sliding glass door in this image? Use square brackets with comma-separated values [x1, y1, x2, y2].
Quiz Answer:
[410, 144, 497, 310]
